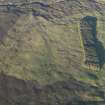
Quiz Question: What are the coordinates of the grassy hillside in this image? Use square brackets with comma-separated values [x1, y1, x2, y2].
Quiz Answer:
[0, 0, 105, 104]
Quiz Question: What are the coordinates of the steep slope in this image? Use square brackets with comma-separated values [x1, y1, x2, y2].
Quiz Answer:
[0, 0, 105, 105]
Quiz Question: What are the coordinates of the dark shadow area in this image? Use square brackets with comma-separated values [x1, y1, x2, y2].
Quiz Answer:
[96, 41, 105, 69]
[86, 72, 98, 80]
[30, 2, 49, 8]
[80, 16, 105, 69]
[0, 73, 104, 105]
